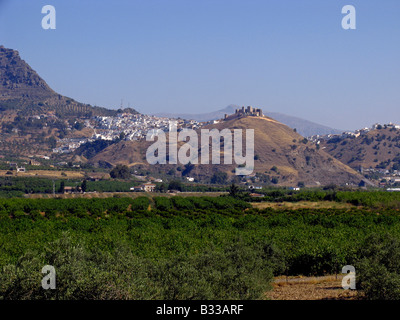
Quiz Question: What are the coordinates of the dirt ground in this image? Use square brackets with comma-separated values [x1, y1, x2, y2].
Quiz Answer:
[266, 275, 359, 300]
[0, 169, 85, 179]
[252, 201, 356, 210]
[25, 191, 228, 199]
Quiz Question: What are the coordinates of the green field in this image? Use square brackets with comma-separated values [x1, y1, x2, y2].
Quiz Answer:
[1, 192, 400, 300]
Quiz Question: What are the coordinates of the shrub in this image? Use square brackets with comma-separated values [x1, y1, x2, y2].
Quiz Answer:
[0, 234, 275, 300]
[356, 233, 400, 300]
[154, 197, 172, 211]
[151, 241, 275, 300]
[0, 233, 157, 300]
[131, 197, 150, 212]
[171, 197, 195, 210]
[110, 164, 131, 180]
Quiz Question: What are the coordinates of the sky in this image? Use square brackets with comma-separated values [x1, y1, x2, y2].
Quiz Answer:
[0, 0, 399, 131]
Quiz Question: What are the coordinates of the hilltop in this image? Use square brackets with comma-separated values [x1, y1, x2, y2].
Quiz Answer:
[207, 116, 363, 186]
[89, 114, 364, 187]
[154, 105, 343, 137]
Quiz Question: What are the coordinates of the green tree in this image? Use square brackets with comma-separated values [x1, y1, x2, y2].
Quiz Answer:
[229, 183, 240, 198]
[155, 183, 168, 193]
[168, 180, 183, 191]
[356, 234, 400, 300]
[211, 172, 228, 184]
[47, 137, 57, 149]
[73, 122, 84, 131]
[110, 164, 131, 179]
[58, 181, 65, 194]
[81, 180, 87, 193]
[182, 162, 195, 176]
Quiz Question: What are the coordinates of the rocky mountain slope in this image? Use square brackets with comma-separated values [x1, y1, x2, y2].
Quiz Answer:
[0, 45, 137, 118]
[0, 45, 56, 101]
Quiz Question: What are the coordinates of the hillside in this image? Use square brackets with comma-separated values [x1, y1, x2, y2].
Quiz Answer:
[208, 116, 363, 186]
[89, 115, 364, 186]
[0, 46, 138, 118]
[0, 45, 138, 157]
[154, 105, 343, 137]
[0, 46, 56, 101]
[321, 126, 400, 172]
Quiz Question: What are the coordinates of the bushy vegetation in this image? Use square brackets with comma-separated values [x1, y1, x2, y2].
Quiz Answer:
[110, 164, 131, 179]
[1, 192, 400, 300]
[0, 177, 142, 195]
[0, 233, 276, 300]
[75, 140, 116, 159]
[355, 234, 400, 300]
[0, 196, 278, 300]
[0, 177, 54, 196]
[250, 189, 400, 209]
[85, 180, 138, 192]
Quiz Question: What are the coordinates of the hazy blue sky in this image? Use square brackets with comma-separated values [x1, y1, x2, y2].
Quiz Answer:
[0, 0, 399, 130]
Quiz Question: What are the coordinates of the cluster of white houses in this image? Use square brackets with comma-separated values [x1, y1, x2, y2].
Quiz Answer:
[53, 113, 204, 154]
[310, 122, 400, 142]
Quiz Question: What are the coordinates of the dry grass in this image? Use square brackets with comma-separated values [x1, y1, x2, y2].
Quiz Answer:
[26, 192, 149, 199]
[25, 191, 228, 199]
[68, 127, 94, 139]
[251, 201, 355, 210]
[322, 127, 400, 170]
[0, 170, 85, 179]
[266, 275, 359, 300]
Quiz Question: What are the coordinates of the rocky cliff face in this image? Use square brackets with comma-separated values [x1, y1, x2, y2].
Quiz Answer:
[0, 46, 56, 101]
[0, 45, 137, 118]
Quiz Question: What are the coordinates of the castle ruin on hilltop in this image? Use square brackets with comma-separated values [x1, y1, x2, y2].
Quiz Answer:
[224, 106, 263, 121]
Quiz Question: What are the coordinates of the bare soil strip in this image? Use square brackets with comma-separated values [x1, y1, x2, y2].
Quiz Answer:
[252, 201, 355, 210]
[266, 275, 359, 300]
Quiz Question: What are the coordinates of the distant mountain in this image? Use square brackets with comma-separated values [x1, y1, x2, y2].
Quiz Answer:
[264, 111, 343, 137]
[154, 105, 343, 137]
[154, 106, 237, 122]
